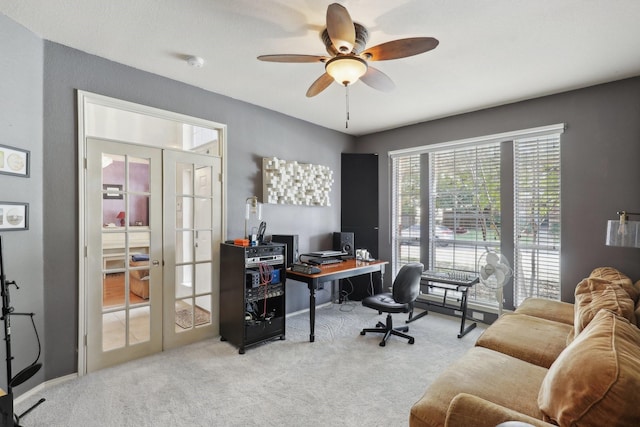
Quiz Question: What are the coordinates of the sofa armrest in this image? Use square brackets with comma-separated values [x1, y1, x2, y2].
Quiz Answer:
[445, 393, 554, 427]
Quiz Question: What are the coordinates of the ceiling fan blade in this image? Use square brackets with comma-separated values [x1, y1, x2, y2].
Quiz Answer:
[306, 73, 334, 97]
[258, 54, 327, 63]
[362, 37, 439, 61]
[326, 3, 355, 53]
[360, 66, 395, 92]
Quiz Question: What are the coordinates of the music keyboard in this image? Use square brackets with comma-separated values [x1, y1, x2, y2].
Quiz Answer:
[421, 270, 479, 287]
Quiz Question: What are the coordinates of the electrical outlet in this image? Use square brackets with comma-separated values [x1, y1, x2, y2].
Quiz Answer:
[472, 311, 485, 321]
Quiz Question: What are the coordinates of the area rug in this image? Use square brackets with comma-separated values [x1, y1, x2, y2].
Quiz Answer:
[175, 305, 210, 329]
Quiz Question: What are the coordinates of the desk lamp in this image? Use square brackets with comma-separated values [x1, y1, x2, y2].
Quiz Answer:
[605, 210, 640, 248]
[116, 211, 126, 227]
[244, 196, 262, 239]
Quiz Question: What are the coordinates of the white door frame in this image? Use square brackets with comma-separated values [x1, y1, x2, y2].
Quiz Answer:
[77, 90, 227, 375]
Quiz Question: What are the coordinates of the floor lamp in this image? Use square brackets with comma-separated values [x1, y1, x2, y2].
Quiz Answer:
[605, 210, 640, 248]
[0, 236, 45, 426]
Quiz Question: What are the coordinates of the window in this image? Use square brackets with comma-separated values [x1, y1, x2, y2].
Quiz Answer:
[390, 124, 563, 310]
[392, 155, 421, 267]
[429, 143, 502, 306]
[513, 135, 561, 304]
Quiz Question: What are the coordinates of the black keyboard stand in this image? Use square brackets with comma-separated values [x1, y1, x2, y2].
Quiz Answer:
[406, 271, 479, 338]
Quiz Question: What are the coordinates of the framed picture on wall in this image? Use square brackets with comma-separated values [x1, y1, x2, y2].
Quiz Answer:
[103, 184, 123, 199]
[0, 144, 30, 177]
[0, 202, 29, 231]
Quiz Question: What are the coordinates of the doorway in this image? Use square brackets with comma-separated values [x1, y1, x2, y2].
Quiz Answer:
[78, 91, 226, 374]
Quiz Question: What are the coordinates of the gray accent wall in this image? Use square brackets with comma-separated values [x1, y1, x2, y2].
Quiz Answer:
[0, 15, 45, 391]
[42, 42, 353, 380]
[355, 76, 640, 303]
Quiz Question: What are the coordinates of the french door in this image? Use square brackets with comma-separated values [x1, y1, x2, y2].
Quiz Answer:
[163, 149, 221, 349]
[85, 138, 220, 372]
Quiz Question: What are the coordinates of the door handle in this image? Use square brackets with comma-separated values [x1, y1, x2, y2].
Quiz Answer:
[152, 260, 160, 266]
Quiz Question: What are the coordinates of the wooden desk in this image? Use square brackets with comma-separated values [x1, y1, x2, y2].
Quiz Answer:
[286, 259, 388, 342]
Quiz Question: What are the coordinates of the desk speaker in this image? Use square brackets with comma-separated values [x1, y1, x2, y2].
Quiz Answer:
[271, 234, 298, 267]
[333, 232, 354, 258]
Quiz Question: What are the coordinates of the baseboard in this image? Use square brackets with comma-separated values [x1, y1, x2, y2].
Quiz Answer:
[285, 301, 332, 319]
[14, 373, 78, 405]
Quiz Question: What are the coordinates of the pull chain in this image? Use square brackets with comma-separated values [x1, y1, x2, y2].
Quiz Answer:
[345, 84, 349, 129]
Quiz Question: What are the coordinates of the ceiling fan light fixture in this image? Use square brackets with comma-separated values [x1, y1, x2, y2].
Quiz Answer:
[325, 56, 368, 86]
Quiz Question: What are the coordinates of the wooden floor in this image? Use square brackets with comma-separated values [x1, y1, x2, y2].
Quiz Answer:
[103, 273, 146, 307]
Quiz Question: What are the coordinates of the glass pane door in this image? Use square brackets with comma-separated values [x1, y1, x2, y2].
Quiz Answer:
[86, 138, 162, 372]
[163, 150, 221, 349]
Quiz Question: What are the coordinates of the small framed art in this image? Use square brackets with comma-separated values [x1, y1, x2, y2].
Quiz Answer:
[0, 202, 29, 231]
[0, 144, 30, 177]
[103, 184, 123, 199]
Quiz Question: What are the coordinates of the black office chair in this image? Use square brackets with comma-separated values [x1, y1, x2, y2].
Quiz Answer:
[360, 262, 424, 346]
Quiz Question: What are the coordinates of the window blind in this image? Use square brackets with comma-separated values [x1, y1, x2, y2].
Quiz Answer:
[429, 143, 501, 305]
[391, 155, 421, 272]
[513, 135, 561, 304]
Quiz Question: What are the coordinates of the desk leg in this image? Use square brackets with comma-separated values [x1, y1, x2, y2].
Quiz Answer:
[308, 279, 317, 342]
[457, 289, 477, 338]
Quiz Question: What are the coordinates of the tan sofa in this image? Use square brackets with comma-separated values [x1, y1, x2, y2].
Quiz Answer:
[409, 267, 640, 427]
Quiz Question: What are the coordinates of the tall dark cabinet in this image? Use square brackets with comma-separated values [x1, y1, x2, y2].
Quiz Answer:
[220, 243, 286, 354]
[340, 153, 381, 300]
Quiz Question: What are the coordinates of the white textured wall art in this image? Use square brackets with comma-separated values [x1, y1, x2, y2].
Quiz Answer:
[263, 157, 334, 206]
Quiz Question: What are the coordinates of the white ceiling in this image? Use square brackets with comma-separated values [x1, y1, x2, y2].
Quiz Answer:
[2, 0, 640, 136]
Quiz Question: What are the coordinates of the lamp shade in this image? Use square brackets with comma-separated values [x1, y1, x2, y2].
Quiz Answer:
[325, 56, 368, 85]
[605, 220, 640, 247]
[244, 197, 262, 221]
[116, 211, 125, 219]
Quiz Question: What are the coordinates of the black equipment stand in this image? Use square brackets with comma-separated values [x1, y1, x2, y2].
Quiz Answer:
[1, 236, 45, 426]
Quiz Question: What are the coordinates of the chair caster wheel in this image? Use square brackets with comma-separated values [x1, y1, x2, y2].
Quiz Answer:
[360, 331, 366, 335]
[408, 338, 415, 344]
[379, 341, 386, 347]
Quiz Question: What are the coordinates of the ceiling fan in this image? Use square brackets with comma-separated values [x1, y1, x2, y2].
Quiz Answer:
[257, 3, 439, 98]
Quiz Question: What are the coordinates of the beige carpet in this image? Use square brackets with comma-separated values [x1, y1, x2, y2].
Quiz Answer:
[15, 303, 485, 427]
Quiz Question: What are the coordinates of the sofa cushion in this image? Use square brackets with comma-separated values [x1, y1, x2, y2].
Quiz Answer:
[589, 266, 638, 303]
[475, 313, 571, 368]
[410, 347, 547, 427]
[571, 277, 636, 341]
[514, 297, 574, 325]
[538, 309, 640, 427]
[445, 394, 555, 427]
